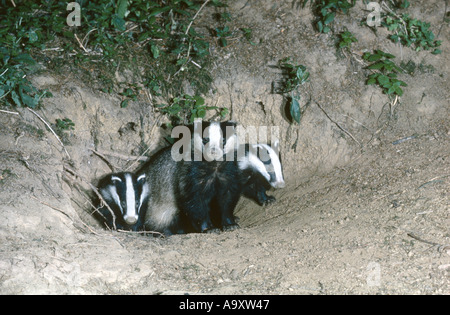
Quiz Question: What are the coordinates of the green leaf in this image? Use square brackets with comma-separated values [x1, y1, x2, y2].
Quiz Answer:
[395, 87, 404, 96]
[432, 49, 442, 55]
[111, 15, 126, 31]
[149, 7, 171, 17]
[324, 13, 335, 25]
[317, 21, 324, 33]
[13, 54, 36, 65]
[120, 100, 129, 108]
[290, 96, 301, 124]
[11, 90, 21, 107]
[27, 30, 39, 43]
[116, 0, 128, 19]
[366, 54, 383, 62]
[151, 44, 160, 59]
[368, 62, 384, 70]
[377, 75, 390, 87]
[194, 96, 205, 106]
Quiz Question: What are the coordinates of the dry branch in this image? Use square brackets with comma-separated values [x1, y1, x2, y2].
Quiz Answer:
[315, 101, 362, 147]
[27, 107, 71, 159]
[63, 165, 117, 230]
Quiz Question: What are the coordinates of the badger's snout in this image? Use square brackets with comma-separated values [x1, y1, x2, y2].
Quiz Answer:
[205, 146, 223, 160]
[271, 180, 286, 189]
[124, 215, 138, 225]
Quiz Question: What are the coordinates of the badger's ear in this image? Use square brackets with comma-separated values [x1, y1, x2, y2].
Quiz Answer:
[111, 175, 122, 183]
[137, 174, 146, 183]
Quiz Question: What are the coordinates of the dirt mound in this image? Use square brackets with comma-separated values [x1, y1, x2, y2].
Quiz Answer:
[1, 0, 449, 294]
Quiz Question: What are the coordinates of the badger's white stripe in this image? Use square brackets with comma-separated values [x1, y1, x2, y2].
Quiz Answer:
[124, 173, 137, 221]
[106, 185, 122, 212]
[242, 145, 271, 183]
[204, 122, 224, 161]
[258, 144, 285, 188]
[139, 181, 149, 211]
[208, 122, 222, 151]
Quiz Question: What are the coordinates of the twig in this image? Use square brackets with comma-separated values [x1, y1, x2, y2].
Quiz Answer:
[91, 148, 149, 162]
[117, 229, 165, 238]
[125, 116, 162, 172]
[315, 102, 362, 147]
[29, 195, 99, 235]
[185, 0, 211, 35]
[0, 68, 8, 77]
[418, 174, 450, 189]
[0, 109, 19, 115]
[90, 149, 120, 172]
[63, 165, 117, 230]
[10, 0, 16, 7]
[392, 135, 418, 145]
[74, 33, 89, 53]
[27, 107, 71, 159]
[437, 0, 448, 38]
[407, 233, 450, 253]
[30, 195, 73, 221]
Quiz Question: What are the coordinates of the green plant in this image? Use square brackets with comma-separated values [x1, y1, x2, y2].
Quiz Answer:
[215, 26, 233, 47]
[277, 58, 310, 124]
[338, 30, 358, 50]
[0, 0, 226, 114]
[383, 13, 442, 54]
[55, 118, 75, 131]
[363, 50, 407, 97]
[119, 85, 141, 108]
[302, 0, 357, 33]
[0, 1, 58, 108]
[157, 95, 228, 127]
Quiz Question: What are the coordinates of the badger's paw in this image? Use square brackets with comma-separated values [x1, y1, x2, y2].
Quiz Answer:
[222, 224, 240, 232]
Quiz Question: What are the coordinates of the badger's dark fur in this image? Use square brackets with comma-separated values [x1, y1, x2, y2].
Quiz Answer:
[96, 172, 148, 231]
[138, 121, 242, 234]
[137, 121, 285, 235]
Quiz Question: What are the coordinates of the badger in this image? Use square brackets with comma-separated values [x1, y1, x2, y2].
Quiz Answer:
[136, 147, 186, 235]
[96, 172, 148, 231]
[138, 121, 286, 235]
[237, 141, 286, 206]
[137, 120, 242, 234]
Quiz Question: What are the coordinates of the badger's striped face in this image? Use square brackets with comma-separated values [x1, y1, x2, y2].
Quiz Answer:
[193, 120, 237, 161]
[100, 173, 148, 226]
[240, 143, 285, 189]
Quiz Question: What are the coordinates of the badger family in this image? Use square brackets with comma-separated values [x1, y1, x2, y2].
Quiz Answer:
[96, 120, 285, 235]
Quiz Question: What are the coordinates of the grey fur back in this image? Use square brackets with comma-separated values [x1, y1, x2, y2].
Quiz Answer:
[138, 147, 180, 233]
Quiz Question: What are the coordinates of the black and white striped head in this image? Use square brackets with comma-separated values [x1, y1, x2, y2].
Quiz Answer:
[98, 172, 148, 230]
[239, 142, 285, 189]
[193, 120, 237, 161]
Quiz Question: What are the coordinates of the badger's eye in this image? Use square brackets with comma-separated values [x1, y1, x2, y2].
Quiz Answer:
[202, 137, 210, 144]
